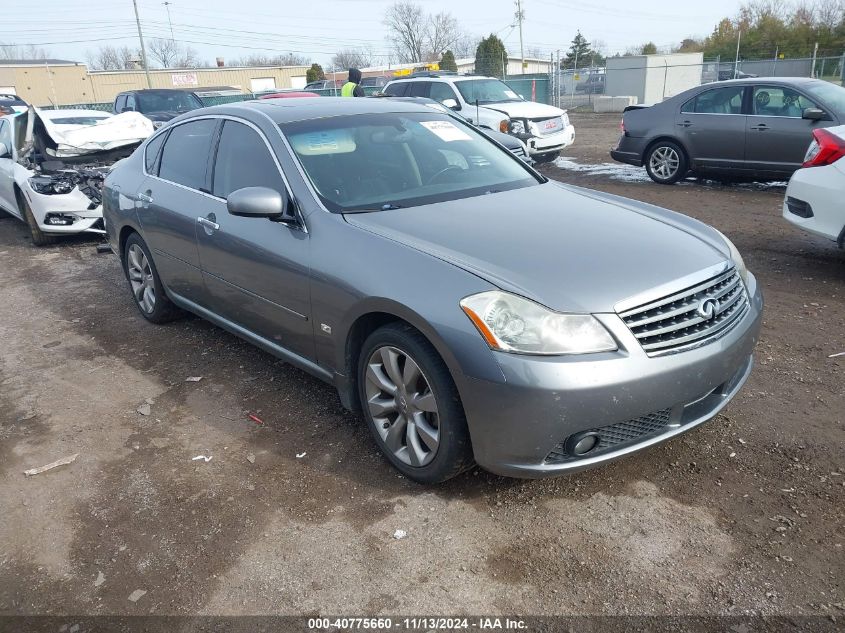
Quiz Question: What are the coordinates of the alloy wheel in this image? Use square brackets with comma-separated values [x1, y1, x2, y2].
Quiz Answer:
[649, 146, 680, 180]
[127, 244, 156, 314]
[364, 345, 440, 467]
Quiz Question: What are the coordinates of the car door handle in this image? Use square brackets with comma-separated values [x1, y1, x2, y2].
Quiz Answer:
[197, 216, 219, 231]
[677, 121, 692, 127]
[750, 124, 769, 131]
[137, 192, 153, 203]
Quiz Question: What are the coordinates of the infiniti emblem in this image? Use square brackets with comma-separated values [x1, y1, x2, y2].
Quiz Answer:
[697, 298, 720, 321]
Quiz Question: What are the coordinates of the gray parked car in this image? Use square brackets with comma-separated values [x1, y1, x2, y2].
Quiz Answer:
[103, 98, 763, 482]
[611, 78, 845, 184]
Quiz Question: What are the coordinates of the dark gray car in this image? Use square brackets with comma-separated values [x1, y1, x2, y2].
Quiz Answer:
[611, 78, 845, 184]
[103, 98, 762, 483]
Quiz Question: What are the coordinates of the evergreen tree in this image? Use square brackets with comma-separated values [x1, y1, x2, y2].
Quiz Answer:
[564, 31, 591, 68]
[475, 34, 507, 77]
[640, 42, 658, 55]
[440, 49, 458, 72]
[306, 63, 325, 83]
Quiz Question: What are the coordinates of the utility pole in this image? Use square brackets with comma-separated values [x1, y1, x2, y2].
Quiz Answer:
[733, 29, 741, 79]
[132, 0, 153, 88]
[515, 0, 525, 75]
[163, 1, 175, 42]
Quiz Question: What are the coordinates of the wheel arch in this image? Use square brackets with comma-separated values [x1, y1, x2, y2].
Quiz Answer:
[643, 135, 691, 164]
[337, 299, 466, 412]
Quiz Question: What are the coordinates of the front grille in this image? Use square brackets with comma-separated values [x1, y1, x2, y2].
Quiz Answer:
[545, 408, 673, 464]
[619, 268, 749, 356]
[531, 116, 563, 136]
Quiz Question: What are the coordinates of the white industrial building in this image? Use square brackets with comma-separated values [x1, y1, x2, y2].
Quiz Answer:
[605, 52, 704, 104]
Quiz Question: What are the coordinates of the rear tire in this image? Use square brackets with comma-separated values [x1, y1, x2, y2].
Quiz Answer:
[357, 323, 474, 484]
[122, 233, 182, 324]
[645, 141, 687, 185]
[18, 193, 58, 246]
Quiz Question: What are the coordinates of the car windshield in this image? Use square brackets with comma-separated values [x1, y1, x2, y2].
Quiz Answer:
[454, 79, 523, 105]
[281, 112, 540, 213]
[136, 92, 203, 113]
[803, 82, 845, 117]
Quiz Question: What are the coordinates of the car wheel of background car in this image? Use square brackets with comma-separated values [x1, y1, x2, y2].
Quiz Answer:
[645, 141, 688, 185]
[533, 151, 560, 164]
[122, 233, 181, 324]
[17, 191, 58, 247]
[358, 323, 474, 483]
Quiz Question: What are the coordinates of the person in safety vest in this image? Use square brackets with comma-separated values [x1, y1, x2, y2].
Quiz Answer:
[341, 68, 365, 97]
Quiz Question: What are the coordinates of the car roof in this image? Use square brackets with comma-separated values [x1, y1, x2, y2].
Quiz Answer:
[702, 76, 822, 86]
[120, 89, 198, 95]
[387, 74, 493, 83]
[187, 97, 437, 124]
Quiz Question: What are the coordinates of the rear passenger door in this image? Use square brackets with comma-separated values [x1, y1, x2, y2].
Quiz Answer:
[675, 85, 748, 171]
[137, 117, 217, 303]
[196, 118, 314, 360]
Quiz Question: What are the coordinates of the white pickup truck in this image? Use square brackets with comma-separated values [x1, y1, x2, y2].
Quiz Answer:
[383, 74, 574, 162]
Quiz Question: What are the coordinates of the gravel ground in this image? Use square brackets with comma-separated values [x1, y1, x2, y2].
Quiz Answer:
[0, 112, 843, 621]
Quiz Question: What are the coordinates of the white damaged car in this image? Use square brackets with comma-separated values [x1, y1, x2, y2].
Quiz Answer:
[0, 108, 153, 245]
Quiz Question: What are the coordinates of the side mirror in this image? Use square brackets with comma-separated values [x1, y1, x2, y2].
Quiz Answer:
[227, 186, 289, 220]
[441, 98, 460, 111]
[802, 107, 826, 121]
[0, 142, 8, 158]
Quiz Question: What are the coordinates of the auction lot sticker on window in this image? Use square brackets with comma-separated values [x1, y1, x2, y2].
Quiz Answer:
[420, 120, 472, 142]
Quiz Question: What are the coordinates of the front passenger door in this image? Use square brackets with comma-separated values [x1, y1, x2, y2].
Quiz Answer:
[196, 119, 314, 360]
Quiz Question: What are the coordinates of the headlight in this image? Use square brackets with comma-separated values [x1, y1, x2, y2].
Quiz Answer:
[715, 230, 749, 286]
[509, 119, 525, 134]
[561, 112, 570, 127]
[460, 291, 617, 355]
[28, 176, 74, 195]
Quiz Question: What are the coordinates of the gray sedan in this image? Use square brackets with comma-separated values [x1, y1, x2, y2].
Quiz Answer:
[612, 78, 845, 184]
[103, 98, 762, 482]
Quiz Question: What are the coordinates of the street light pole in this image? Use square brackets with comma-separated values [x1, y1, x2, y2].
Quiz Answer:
[163, 1, 175, 42]
[515, 0, 525, 75]
[733, 29, 742, 79]
[132, 0, 153, 88]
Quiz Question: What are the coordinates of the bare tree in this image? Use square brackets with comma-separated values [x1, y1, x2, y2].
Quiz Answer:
[148, 38, 180, 68]
[86, 45, 139, 70]
[331, 47, 373, 70]
[427, 11, 461, 61]
[384, 1, 427, 63]
[0, 42, 50, 60]
[450, 34, 480, 59]
[230, 53, 308, 67]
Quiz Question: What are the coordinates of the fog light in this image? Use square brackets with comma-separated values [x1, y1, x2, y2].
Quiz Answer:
[566, 432, 600, 456]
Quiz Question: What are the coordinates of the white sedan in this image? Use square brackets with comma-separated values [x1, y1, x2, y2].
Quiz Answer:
[783, 125, 845, 247]
[0, 108, 152, 246]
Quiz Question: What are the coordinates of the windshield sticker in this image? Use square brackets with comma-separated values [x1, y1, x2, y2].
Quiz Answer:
[504, 90, 519, 99]
[420, 120, 472, 142]
[290, 129, 356, 155]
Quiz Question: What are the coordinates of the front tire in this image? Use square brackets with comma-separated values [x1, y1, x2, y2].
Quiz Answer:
[18, 193, 58, 246]
[357, 323, 474, 484]
[645, 141, 687, 184]
[122, 233, 181, 324]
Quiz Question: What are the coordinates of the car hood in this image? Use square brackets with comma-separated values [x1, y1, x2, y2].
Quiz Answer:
[143, 110, 186, 121]
[344, 181, 730, 313]
[483, 101, 566, 119]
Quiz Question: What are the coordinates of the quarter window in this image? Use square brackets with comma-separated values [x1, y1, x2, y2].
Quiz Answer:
[158, 118, 217, 190]
[682, 86, 745, 114]
[212, 120, 286, 199]
[115, 95, 126, 112]
[752, 86, 818, 117]
[144, 131, 168, 175]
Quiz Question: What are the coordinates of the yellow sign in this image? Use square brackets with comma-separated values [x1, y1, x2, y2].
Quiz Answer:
[574, 73, 581, 81]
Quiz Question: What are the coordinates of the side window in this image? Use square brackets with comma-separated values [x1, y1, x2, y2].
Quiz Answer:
[409, 82, 430, 97]
[429, 82, 459, 105]
[753, 86, 818, 117]
[158, 118, 217, 190]
[212, 120, 286, 200]
[682, 86, 745, 114]
[383, 82, 409, 97]
[144, 131, 168, 175]
[115, 95, 126, 112]
[126, 94, 137, 111]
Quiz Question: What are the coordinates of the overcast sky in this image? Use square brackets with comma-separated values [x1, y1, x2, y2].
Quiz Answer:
[4, 0, 744, 67]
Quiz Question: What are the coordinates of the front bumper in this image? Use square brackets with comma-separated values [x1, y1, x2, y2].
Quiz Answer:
[24, 185, 105, 235]
[459, 273, 763, 478]
[783, 163, 845, 246]
[526, 124, 575, 155]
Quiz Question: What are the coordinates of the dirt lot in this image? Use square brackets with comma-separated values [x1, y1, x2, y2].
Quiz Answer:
[1, 112, 843, 622]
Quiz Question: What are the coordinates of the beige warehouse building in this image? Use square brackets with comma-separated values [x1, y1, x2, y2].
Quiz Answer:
[0, 59, 309, 107]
